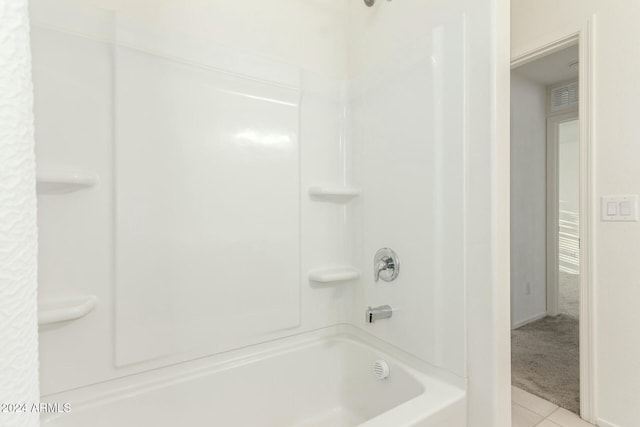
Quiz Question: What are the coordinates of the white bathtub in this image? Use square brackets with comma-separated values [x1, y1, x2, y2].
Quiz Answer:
[41, 328, 466, 427]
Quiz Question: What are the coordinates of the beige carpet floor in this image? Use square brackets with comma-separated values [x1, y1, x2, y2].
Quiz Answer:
[511, 314, 580, 414]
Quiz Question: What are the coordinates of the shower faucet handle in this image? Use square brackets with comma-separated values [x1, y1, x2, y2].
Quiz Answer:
[375, 258, 393, 282]
[373, 248, 399, 282]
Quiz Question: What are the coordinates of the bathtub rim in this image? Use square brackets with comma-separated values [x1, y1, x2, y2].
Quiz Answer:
[41, 324, 466, 425]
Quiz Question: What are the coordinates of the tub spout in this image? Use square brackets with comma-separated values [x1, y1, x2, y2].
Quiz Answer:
[366, 305, 392, 323]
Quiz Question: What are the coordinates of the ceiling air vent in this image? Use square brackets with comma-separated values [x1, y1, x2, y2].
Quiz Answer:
[551, 82, 578, 113]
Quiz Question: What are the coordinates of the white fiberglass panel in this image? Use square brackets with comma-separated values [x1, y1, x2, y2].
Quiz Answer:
[115, 46, 300, 365]
[33, 0, 354, 393]
[352, 20, 465, 376]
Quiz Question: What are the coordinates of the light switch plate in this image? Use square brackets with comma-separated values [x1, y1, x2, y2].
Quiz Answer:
[601, 195, 638, 221]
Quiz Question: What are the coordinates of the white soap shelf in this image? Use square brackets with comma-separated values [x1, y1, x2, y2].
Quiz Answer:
[38, 295, 98, 325]
[308, 267, 361, 283]
[37, 170, 98, 195]
[308, 186, 360, 202]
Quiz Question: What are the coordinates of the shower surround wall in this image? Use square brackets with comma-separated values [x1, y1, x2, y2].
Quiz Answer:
[32, 0, 509, 425]
[348, 7, 465, 378]
[33, 0, 353, 394]
[346, 3, 511, 424]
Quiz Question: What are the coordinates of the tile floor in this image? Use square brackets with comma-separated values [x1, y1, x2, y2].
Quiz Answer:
[512, 387, 596, 427]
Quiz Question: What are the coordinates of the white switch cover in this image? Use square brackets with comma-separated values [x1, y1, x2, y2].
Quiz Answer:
[601, 195, 638, 221]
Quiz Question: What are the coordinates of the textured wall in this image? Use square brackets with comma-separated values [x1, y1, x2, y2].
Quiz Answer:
[0, 0, 40, 426]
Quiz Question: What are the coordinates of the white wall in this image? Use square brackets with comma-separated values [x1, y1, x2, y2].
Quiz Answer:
[0, 1, 40, 426]
[348, 1, 511, 426]
[510, 72, 547, 328]
[32, 0, 354, 395]
[350, 2, 465, 377]
[32, 0, 349, 79]
[351, 15, 466, 375]
[513, 1, 640, 425]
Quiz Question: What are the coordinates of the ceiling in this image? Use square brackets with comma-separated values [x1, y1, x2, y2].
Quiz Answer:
[513, 45, 579, 86]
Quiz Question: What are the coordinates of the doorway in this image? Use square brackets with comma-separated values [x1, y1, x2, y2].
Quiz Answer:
[510, 43, 584, 416]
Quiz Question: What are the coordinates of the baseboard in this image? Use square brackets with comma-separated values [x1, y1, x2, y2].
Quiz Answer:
[597, 418, 620, 427]
[511, 312, 547, 329]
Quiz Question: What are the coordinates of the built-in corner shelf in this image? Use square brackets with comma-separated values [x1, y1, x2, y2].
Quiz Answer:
[38, 295, 98, 325]
[308, 186, 360, 203]
[36, 170, 98, 195]
[308, 267, 361, 283]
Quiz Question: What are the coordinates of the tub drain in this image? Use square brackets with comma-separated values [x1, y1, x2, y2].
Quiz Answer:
[373, 360, 390, 380]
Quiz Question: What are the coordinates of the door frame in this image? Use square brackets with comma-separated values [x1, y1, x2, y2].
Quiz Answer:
[510, 19, 596, 422]
[546, 112, 579, 318]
